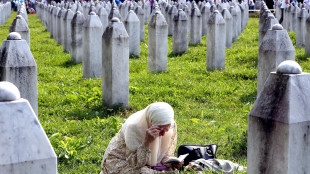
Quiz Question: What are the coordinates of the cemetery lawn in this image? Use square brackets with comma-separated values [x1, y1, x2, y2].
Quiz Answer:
[1, 12, 309, 174]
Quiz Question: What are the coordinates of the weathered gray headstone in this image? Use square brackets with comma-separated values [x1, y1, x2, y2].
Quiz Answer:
[53, 7, 60, 41]
[83, 12, 103, 78]
[49, 6, 55, 38]
[229, 6, 238, 42]
[0, 32, 38, 116]
[124, 10, 140, 57]
[305, 16, 310, 56]
[58, 8, 66, 46]
[201, 5, 211, 36]
[286, 5, 292, 31]
[248, 60, 310, 174]
[296, 8, 308, 48]
[143, 1, 151, 24]
[9, 15, 30, 47]
[207, 10, 226, 71]
[173, 9, 188, 54]
[98, 6, 109, 34]
[148, 10, 168, 72]
[189, 6, 202, 45]
[238, 3, 245, 32]
[135, 6, 145, 41]
[257, 24, 295, 95]
[259, 13, 278, 46]
[63, 9, 74, 52]
[102, 17, 129, 108]
[71, 11, 85, 64]
[108, 6, 122, 22]
[18, 9, 28, 24]
[222, 8, 232, 48]
[290, 5, 300, 32]
[234, 4, 242, 35]
[168, 5, 177, 36]
[0, 81, 57, 174]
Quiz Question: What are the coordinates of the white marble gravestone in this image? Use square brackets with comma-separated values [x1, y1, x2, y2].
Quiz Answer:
[148, 10, 168, 72]
[102, 17, 129, 108]
[257, 24, 295, 95]
[71, 11, 85, 64]
[63, 9, 74, 52]
[83, 12, 103, 78]
[248, 60, 310, 174]
[189, 5, 202, 45]
[305, 16, 310, 56]
[296, 8, 308, 48]
[173, 9, 188, 54]
[135, 6, 145, 41]
[207, 10, 226, 70]
[0, 81, 57, 174]
[124, 10, 140, 57]
[0, 32, 38, 116]
[9, 15, 30, 47]
[222, 8, 232, 48]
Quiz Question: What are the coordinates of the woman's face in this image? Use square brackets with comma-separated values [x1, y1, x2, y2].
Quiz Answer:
[157, 124, 171, 136]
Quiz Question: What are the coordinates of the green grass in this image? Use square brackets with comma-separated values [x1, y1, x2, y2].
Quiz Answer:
[1, 12, 310, 173]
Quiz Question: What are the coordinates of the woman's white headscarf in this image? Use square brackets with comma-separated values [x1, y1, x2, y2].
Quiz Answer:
[121, 102, 175, 166]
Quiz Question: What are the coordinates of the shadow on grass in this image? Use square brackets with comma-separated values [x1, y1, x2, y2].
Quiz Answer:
[61, 60, 80, 68]
[130, 54, 140, 59]
[66, 102, 132, 120]
[168, 51, 187, 58]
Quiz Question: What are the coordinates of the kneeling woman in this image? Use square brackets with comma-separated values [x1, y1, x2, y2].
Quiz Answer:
[100, 102, 182, 173]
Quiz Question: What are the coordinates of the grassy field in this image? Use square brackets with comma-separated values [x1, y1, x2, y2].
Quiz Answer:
[0, 11, 309, 173]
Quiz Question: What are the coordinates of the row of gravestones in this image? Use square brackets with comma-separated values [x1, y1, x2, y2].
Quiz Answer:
[33, 0, 250, 108]
[1, 31, 309, 174]
[1, 3, 38, 116]
[249, 2, 310, 173]
[0, 2, 11, 25]
[0, 39, 309, 174]
[0, 3, 55, 170]
[274, 2, 310, 57]
[274, 2, 309, 48]
[275, 0, 309, 33]
[36, 0, 249, 66]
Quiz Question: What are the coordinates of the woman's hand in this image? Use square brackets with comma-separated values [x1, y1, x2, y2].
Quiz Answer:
[144, 126, 161, 148]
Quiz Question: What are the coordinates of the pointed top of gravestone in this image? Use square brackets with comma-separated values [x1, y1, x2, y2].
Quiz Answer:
[208, 9, 225, 24]
[84, 11, 102, 28]
[98, 6, 107, 16]
[7, 32, 22, 40]
[111, 17, 120, 22]
[272, 23, 283, 30]
[222, 8, 232, 19]
[149, 9, 167, 27]
[125, 10, 139, 22]
[249, 66, 310, 124]
[103, 17, 129, 39]
[16, 15, 22, 19]
[174, 8, 188, 21]
[0, 81, 20, 102]
[9, 15, 29, 32]
[134, 6, 144, 15]
[298, 7, 308, 18]
[276, 60, 302, 74]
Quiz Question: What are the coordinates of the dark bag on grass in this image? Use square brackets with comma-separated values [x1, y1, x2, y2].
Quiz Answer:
[177, 144, 218, 166]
